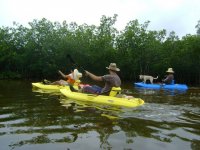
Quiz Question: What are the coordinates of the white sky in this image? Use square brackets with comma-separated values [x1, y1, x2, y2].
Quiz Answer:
[0, 0, 199, 38]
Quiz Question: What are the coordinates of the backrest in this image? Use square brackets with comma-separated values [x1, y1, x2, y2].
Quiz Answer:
[109, 87, 121, 97]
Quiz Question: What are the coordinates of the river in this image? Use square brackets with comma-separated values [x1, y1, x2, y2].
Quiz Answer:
[0, 80, 199, 150]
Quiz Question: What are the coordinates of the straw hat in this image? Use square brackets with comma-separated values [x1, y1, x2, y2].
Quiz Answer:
[106, 63, 120, 71]
[166, 68, 174, 73]
[73, 69, 82, 80]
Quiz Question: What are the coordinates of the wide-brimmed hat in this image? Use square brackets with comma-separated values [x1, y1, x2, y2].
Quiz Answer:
[106, 63, 120, 71]
[166, 68, 174, 73]
[73, 69, 82, 80]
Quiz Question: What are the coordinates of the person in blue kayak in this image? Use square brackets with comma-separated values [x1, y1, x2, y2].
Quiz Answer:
[162, 68, 174, 84]
[76, 63, 121, 95]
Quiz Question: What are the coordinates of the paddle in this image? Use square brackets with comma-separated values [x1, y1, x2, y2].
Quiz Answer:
[66, 54, 86, 73]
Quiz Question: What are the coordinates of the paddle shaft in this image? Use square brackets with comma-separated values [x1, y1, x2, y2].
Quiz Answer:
[67, 54, 86, 73]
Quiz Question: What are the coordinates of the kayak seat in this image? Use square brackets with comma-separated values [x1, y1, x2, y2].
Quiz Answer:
[109, 87, 121, 97]
[74, 80, 81, 86]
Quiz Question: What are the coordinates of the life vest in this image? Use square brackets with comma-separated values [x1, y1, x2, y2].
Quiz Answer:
[66, 69, 82, 85]
[66, 73, 75, 84]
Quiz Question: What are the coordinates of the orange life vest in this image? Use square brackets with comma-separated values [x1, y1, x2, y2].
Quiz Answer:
[66, 73, 75, 84]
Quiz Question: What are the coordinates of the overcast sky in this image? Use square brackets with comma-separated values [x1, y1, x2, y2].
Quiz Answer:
[0, 0, 199, 38]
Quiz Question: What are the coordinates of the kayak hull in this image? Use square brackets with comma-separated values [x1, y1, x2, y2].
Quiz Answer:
[134, 82, 188, 90]
[32, 82, 68, 90]
[60, 87, 144, 108]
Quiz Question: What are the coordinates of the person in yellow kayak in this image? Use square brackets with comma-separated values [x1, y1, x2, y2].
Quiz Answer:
[77, 63, 121, 94]
[162, 68, 174, 84]
[45, 68, 82, 86]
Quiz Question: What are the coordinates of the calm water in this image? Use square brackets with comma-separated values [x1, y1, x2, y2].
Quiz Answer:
[0, 80, 200, 150]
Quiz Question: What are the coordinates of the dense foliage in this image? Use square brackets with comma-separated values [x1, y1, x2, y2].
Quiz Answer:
[0, 15, 200, 85]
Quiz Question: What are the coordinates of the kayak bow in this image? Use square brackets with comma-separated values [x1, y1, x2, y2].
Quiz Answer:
[32, 82, 69, 90]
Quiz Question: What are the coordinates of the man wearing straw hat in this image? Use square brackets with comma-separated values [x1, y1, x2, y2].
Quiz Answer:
[162, 68, 174, 84]
[81, 63, 121, 94]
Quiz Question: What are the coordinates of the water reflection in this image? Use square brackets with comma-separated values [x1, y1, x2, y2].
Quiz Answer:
[134, 87, 188, 96]
[32, 87, 61, 95]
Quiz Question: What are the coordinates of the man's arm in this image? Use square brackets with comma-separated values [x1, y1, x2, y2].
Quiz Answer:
[85, 71, 103, 81]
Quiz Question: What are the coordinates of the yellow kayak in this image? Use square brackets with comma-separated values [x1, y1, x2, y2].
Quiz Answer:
[32, 82, 69, 90]
[60, 87, 144, 108]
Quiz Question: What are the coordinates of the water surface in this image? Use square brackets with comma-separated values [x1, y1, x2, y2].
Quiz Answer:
[0, 80, 200, 150]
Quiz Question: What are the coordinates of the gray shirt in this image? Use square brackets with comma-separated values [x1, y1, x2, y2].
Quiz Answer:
[163, 74, 174, 84]
[101, 74, 121, 93]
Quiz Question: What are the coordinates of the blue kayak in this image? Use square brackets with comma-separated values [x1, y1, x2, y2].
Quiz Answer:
[134, 82, 188, 90]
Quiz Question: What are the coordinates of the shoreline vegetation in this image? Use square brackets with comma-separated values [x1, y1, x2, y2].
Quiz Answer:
[0, 15, 200, 85]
